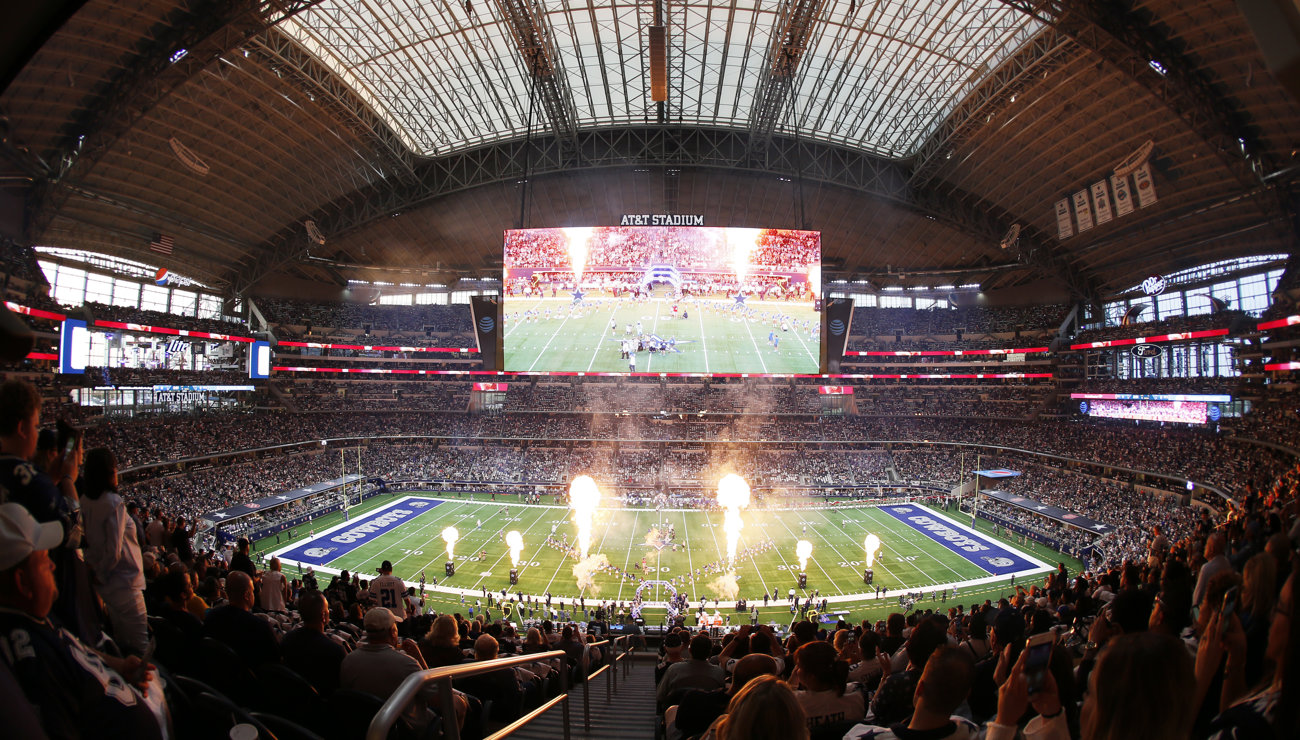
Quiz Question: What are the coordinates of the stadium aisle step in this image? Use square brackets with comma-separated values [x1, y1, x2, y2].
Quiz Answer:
[508, 658, 656, 740]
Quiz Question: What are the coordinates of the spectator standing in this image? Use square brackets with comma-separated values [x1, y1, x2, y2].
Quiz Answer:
[369, 559, 406, 621]
[260, 557, 289, 613]
[229, 537, 256, 578]
[0, 380, 98, 645]
[79, 447, 149, 655]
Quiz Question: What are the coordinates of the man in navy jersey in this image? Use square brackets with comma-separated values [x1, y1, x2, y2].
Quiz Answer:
[0, 502, 167, 738]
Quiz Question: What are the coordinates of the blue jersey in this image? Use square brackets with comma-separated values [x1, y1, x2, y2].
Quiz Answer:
[0, 455, 72, 543]
[0, 608, 164, 739]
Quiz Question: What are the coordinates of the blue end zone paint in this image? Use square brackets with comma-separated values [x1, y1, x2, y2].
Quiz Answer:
[278, 498, 442, 566]
[878, 504, 1037, 576]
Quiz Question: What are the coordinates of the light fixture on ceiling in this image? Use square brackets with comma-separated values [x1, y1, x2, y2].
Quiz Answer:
[1114, 139, 1155, 177]
[305, 220, 326, 245]
[999, 223, 1020, 250]
[168, 137, 209, 176]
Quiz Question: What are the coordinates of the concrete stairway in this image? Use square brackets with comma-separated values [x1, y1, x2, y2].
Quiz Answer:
[508, 656, 657, 740]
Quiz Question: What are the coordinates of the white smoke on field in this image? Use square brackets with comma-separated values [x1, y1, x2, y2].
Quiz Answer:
[573, 553, 611, 594]
[709, 572, 740, 601]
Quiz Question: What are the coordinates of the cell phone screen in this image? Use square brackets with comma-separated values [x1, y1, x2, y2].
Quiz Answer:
[1023, 640, 1053, 694]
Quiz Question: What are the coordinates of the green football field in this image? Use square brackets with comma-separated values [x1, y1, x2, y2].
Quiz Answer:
[265, 492, 1062, 624]
[502, 295, 820, 374]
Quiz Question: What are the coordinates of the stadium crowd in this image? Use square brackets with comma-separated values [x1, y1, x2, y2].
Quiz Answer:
[1, 357, 1298, 739]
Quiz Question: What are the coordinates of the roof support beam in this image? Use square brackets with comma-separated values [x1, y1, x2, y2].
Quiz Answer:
[26, 0, 325, 242]
[997, 0, 1269, 186]
[228, 126, 1078, 295]
[247, 31, 418, 182]
[908, 27, 1078, 190]
[490, 0, 578, 142]
[749, 0, 828, 142]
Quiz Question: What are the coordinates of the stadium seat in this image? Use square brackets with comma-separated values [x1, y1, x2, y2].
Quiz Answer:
[252, 663, 322, 729]
[197, 636, 259, 706]
[147, 616, 193, 675]
[325, 688, 386, 740]
[194, 691, 275, 740]
[250, 712, 327, 740]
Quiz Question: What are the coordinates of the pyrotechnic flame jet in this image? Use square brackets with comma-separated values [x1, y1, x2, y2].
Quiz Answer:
[506, 530, 524, 567]
[568, 475, 602, 560]
[864, 533, 882, 568]
[442, 526, 460, 560]
[562, 227, 594, 283]
[796, 539, 813, 572]
[716, 473, 751, 565]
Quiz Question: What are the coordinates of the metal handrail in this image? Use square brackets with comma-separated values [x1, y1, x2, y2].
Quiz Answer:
[365, 649, 569, 740]
[366, 636, 635, 740]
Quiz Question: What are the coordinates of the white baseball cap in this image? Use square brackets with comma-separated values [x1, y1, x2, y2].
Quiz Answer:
[0, 503, 63, 571]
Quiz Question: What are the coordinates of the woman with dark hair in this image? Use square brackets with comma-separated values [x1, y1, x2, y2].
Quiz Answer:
[790, 639, 864, 730]
[79, 446, 149, 655]
[1208, 562, 1299, 740]
[990, 631, 1194, 740]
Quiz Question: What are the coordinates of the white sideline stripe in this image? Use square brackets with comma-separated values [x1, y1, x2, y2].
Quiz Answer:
[270, 497, 1054, 607]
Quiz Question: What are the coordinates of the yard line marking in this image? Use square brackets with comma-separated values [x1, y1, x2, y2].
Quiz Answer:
[503, 298, 545, 339]
[614, 509, 640, 603]
[809, 507, 910, 589]
[468, 505, 550, 590]
[526, 304, 577, 372]
[789, 319, 818, 363]
[406, 502, 494, 580]
[574, 505, 619, 600]
[696, 301, 710, 375]
[384, 501, 488, 574]
[859, 506, 973, 582]
[770, 510, 842, 595]
[587, 302, 621, 372]
[741, 311, 770, 374]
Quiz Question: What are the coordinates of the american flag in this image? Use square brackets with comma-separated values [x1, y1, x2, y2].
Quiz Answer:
[149, 234, 174, 255]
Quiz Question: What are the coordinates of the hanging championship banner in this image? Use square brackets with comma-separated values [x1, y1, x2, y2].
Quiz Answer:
[1055, 198, 1074, 240]
[1133, 162, 1157, 208]
[1111, 173, 1135, 217]
[1073, 190, 1094, 232]
[1091, 180, 1113, 225]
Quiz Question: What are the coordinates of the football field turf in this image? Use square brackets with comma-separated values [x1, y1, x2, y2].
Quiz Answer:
[268, 492, 1057, 623]
[502, 296, 820, 374]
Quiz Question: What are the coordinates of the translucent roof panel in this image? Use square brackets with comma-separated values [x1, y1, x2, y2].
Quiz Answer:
[280, 0, 1042, 159]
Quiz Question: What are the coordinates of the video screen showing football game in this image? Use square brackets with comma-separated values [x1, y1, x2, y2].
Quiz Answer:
[503, 226, 821, 375]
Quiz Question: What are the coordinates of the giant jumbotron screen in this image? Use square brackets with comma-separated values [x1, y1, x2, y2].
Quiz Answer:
[502, 226, 821, 375]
